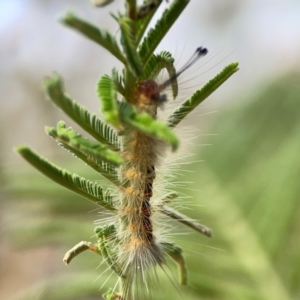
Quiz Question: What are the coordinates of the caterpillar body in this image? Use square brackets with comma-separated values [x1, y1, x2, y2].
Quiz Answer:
[119, 80, 166, 298]
[110, 48, 209, 299]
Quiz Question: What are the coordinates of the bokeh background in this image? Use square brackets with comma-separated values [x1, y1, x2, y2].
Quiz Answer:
[1, 0, 300, 299]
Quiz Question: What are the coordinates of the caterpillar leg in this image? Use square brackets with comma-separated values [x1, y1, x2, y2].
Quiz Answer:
[162, 241, 188, 285]
[95, 224, 125, 278]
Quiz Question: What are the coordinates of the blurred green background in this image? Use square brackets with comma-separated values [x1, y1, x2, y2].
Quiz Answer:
[1, 0, 300, 299]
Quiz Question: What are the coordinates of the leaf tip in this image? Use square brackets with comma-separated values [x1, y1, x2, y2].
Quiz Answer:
[60, 11, 75, 25]
[14, 144, 28, 154]
[170, 137, 180, 152]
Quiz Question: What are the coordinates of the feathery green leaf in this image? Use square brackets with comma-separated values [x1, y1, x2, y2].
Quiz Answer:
[61, 12, 126, 64]
[139, 0, 189, 64]
[136, 1, 163, 45]
[136, 0, 162, 21]
[43, 74, 120, 150]
[16, 146, 116, 211]
[143, 51, 178, 99]
[97, 75, 121, 127]
[120, 17, 144, 78]
[112, 68, 125, 97]
[49, 134, 120, 186]
[46, 121, 123, 166]
[168, 62, 239, 127]
[46, 125, 119, 185]
[95, 224, 124, 278]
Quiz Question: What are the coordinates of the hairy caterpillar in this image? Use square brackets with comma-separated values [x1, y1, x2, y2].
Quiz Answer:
[17, 1, 238, 299]
[98, 47, 208, 299]
[114, 47, 208, 299]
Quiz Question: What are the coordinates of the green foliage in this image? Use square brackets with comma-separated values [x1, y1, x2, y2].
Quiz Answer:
[112, 68, 126, 96]
[51, 125, 120, 184]
[119, 102, 179, 151]
[46, 121, 123, 166]
[16, 146, 115, 211]
[143, 51, 178, 99]
[14, 1, 239, 299]
[139, 0, 189, 64]
[162, 242, 187, 285]
[136, 0, 163, 44]
[120, 17, 144, 78]
[97, 74, 121, 127]
[95, 224, 124, 278]
[44, 74, 120, 150]
[61, 12, 126, 63]
[168, 62, 239, 127]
